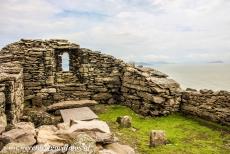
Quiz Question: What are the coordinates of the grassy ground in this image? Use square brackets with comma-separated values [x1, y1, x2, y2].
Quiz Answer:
[94, 105, 230, 154]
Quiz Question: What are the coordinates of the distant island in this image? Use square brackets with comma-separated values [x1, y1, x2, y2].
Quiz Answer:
[208, 60, 224, 64]
[135, 61, 172, 66]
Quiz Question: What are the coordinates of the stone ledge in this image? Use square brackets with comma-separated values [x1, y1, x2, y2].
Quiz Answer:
[47, 100, 98, 112]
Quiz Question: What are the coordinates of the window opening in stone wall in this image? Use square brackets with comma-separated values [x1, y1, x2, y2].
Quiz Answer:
[61, 52, 70, 71]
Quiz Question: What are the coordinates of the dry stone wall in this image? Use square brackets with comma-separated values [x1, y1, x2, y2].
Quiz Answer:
[0, 39, 124, 106]
[0, 63, 24, 126]
[0, 39, 229, 126]
[181, 89, 230, 126]
[0, 39, 182, 118]
[121, 66, 181, 116]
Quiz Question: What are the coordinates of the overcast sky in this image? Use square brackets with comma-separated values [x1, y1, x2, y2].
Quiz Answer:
[0, 0, 230, 63]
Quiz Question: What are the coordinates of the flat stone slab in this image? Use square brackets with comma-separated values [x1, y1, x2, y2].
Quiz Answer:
[47, 100, 98, 112]
[60, 107, 98, 123]
[69, 120, 110, 133]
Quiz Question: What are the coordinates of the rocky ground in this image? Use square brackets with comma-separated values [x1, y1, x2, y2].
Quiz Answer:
[0, 102, 135, 154]
[0, 119, 135, 154]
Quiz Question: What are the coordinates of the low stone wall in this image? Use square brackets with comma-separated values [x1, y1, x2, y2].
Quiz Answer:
[0, 63, 24, 126]
[121, 66, 181, 116]
[181, 89, 230, 126]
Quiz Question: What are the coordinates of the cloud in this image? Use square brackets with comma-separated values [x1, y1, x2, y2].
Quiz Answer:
[0, 0, 230, 63]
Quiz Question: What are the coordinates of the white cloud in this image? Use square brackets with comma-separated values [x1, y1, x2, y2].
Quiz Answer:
[0, 0, 230, 63]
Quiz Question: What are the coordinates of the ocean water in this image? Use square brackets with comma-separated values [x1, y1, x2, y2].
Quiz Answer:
[151, 63, 230, 91]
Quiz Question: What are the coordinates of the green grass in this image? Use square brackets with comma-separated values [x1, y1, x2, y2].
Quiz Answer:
[95, 105, 230, 154]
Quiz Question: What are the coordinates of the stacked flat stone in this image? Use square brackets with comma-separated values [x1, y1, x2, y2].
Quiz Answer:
[0, 39, 182, 118]
[0, 39, 229, 128]
[181, 89, 230, 126]
[121, 66, 181, 116]
[0, 63, 24, 126]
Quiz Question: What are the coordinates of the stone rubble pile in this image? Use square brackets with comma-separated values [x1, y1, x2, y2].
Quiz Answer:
[0, 120, 135, 154]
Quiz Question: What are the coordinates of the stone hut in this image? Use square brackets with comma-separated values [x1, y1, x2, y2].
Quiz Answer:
[0, 39, 182, 126]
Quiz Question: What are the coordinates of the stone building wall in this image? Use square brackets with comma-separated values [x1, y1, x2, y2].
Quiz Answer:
[0, 39, 182, 118]
[0, 39, 124, 106]
[121, 66, 181, 116]
[181, 89, 230, 126]
[0, 63, 24, 127]
[0, 84, 7, 132]
[0, 39, 230, 126]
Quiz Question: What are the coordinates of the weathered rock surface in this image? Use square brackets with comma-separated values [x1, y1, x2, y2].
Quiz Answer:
[56, 120, 116, 144]
[0, 114, 7, 134]
[92, 93, 113, 101]
[67, 120, 110, 134]
[116, 116, 132, 128]
[1, 122, 36, 146]
[23, 108, 62, 127]
[99, 149, 117, 154]
[47, 100, 98, 112]
[0, 135, 10, 151]
[181, 90, 230, 126]
[103, 143, 135, 154]
[67, 133, 97, 154]
[149, 130, 167, 147]
[36, 125, 66, 146]
[60, 107, 98, 123]
[0, 63, 24, 126]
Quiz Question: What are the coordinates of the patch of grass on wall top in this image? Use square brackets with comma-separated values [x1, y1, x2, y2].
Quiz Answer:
[95, 105, 230, 154]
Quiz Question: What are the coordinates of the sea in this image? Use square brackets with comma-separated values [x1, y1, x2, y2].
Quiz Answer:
[148, 63, 230, 91]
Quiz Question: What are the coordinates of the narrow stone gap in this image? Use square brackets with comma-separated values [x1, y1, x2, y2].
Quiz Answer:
[4, 82, 12, 124]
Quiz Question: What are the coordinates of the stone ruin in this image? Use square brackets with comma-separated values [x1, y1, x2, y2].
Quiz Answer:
[0, 39, 182, 127]
[0, 39, 229, 153]
[0, 39, 229, 126]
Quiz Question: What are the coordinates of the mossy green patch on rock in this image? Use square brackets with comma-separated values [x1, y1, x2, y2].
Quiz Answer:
[96, 105, 230, 154]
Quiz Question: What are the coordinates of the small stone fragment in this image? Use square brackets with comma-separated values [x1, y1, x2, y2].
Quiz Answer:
[149, 130, 167, 147]
[116, 116, 132, 128]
